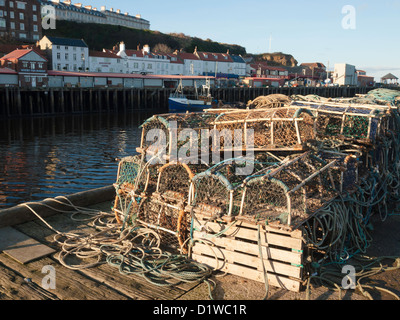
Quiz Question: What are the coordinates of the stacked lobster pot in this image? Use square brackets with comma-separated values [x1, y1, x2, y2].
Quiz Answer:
[188, 151, 345, 229]
[110, 91, 400, 292]
[211, 107, 315, 152]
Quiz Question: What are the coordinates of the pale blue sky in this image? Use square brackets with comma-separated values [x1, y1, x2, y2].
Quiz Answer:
[87, 0, 400, 80]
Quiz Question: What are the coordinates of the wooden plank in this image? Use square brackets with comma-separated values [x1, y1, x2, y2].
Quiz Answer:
[0, 253, 129, 300]
[0, 227, 55, 264]
[197, 215, 303, 238]
[0, 185, 115, 229]
[192, 242, 302, 278]
[15, 212, 196, 300]
[0, 262, 55, 300]
[193, 231, 302, 265]
[192, 254, 301, 292]
[193, 220, 303, 250]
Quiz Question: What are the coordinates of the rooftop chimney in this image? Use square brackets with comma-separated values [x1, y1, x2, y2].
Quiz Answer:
[143, 44, 150, 54]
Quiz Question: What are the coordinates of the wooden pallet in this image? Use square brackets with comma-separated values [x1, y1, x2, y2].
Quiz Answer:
[190, 214, 304, 292]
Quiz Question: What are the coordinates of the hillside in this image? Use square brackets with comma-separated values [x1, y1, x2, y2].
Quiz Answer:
[42, 20, 247, 55]
[246, 52, 298, 67]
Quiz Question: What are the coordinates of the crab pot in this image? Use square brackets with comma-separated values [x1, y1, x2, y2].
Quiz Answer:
[292, 101, 391, 145]
[212, 107, 315, 151]
[189, 171, 239, 218]
[317, 151, 359, 193]
[239, 152, 339, 228]
[138, 112, 219, 159]
[247, 94, 291, 109]
[135, 163, 205, 252]
[112, 155, 159, 225]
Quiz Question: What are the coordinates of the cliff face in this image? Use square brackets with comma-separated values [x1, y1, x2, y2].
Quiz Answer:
[248, 52, 298, 67]
[262, 53, 298, 67]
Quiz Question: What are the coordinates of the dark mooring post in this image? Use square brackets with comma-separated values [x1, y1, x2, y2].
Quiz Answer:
[60, 88, 65, 114]
[50, 89, 55, 114]
[5, 87, 10, 117]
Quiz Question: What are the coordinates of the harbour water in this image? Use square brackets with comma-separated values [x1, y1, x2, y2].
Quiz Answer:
[0, 112, 149, 209]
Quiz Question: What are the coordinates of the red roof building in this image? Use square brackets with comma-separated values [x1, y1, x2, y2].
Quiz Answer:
[0, 49, 48, 88]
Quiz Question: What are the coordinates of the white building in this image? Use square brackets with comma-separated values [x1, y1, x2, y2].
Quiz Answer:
[194, 48, 235, 76]
[230, 54, 246, 77]
[114, 43, 174, 75]
[333, 63, 357, 86]
[88, 50, 125, 73]
[39, 36, 89, 72]
[174, 51, 202, 76]
[38, 1, 150, 30]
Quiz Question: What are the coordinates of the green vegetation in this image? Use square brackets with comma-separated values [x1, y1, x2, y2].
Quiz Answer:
[43, 20, 247, 55]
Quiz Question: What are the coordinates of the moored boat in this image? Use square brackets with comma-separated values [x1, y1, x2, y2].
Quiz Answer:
[168, 78, 214, 113]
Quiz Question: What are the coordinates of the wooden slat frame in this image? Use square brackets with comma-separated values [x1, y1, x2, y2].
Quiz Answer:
[191, 215, 304, 292]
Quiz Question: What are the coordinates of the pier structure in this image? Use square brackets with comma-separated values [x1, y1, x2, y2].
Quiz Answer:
[0, 86, 372, 117]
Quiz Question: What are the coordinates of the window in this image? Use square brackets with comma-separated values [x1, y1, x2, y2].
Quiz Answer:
[73, 54, 76, 61]
[0, 18, 5, 28]
[57, 53, 61, 60]
[147, 64, 152, 69]
[9, 1, 14, 8]
[19, 13, 24, 20]
[22, 62, 28, 68]
[33, 15, 37, 22]
[10, 11, 14, 19]
[0, 0, 5, 6]
[20, 23, 24, 30]
[38, 63, 43, 69]
[24, 76, 31, 82]
[17, 2, 26, 9]
[19, 33, 27, 39]
[31, 62, 35, 70]
[32, 5, 37, 11]
[33, 25, 38, 32]
[10, 22, 15, 29]
[65, 53, 68, 60]
[65, 46, 68, 50]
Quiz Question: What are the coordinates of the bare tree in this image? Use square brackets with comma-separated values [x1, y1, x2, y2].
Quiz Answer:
[153, 43, 173, 54]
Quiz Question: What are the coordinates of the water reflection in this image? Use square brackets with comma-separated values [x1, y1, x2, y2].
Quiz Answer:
[0, 112, 150, 209]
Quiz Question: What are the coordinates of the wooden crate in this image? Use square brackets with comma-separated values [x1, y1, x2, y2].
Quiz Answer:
[190, 214, 304, 292]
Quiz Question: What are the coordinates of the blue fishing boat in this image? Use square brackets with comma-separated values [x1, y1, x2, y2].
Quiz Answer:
[168, 79, 214, 113]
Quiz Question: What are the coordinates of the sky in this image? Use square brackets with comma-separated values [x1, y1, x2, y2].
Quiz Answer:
[86, 0, 400, 80]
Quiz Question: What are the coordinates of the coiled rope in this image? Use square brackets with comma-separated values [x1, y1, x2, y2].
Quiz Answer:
[19, 197, 216, 298]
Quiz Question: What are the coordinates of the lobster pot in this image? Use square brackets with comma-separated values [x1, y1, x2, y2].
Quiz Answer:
[212, 107, 315, 151]
[112, 155, 160, 225]
[139, 112, 219, 159]
[188, 156, 278, 219]
[135, 163, 201, 252]
[317, 151, 359, 192]
[240, 152, 339, 227]
[190, 171, 241, 218]
[292, 101, 390, 144]
[247, 94, 291, 109]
